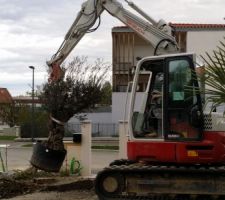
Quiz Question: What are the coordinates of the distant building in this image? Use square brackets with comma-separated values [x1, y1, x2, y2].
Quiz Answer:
[0, 88, 13, 125]
[170, 23, 225, 55]
[13, 96, 42, 107]
[0, 88, 13, 104]
[0, 88, 42, 126]
[112, 26, 152, 93]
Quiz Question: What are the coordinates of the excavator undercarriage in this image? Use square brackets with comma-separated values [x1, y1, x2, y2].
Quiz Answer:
[95, 161, 225, 200]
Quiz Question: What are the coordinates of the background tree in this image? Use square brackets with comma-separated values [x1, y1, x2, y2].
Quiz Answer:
[0, 102, 49, 138]
[17, 106, 49, 138]
[0, 103, 17, 127]
[100, 81, 112, 105]
[39, 56, 111, 151]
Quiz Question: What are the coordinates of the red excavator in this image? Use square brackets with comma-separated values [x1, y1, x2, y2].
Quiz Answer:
[46, 0, 225, 199]
[95, 53, 225, 199]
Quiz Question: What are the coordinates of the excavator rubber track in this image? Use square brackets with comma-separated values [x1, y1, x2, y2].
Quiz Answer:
[95, 162, 225, 200]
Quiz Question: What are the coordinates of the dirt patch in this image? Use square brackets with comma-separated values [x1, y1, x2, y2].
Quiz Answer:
[0, 170, 95, 199]
[0, 178, 38, 199]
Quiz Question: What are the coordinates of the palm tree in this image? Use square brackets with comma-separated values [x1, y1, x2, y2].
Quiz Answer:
[199, 38, 225, 113]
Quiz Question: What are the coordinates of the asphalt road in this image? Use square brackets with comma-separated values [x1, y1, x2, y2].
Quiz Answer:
[0, 141, 119, 173]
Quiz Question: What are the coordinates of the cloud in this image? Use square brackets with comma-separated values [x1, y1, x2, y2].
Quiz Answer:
[0, 0, 225, 96]
[0, 70, 48, 96]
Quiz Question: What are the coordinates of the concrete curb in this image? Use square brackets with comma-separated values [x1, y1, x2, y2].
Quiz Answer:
[14, 137, 119, 143]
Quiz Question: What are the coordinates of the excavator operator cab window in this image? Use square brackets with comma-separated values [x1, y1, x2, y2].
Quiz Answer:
[165, 56, 203, 141]
[146, 73, 164, 137]
[168, 59, 194, 106]
[132, 59, 164, 139]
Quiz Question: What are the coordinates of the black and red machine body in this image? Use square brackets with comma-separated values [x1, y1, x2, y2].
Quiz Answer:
[95, 53, 225, 200]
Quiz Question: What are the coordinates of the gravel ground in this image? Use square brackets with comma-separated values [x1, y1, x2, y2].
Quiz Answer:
[3, 190, 98, 200]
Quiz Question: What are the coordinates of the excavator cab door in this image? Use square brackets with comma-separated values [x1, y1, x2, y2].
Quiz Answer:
[164, 55, 204, 141]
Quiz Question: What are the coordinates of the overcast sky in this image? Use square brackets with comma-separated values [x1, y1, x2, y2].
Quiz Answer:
[0, 0, 225, 96]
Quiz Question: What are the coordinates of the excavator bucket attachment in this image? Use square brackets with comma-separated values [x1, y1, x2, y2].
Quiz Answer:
[48, 63, 64, 82]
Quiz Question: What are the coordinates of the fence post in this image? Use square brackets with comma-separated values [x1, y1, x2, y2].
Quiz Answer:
[97, 123, 100, 136]
[80, 120, 92, 176]
[112, 124, 115, 137]
[118, 121, 128, 159]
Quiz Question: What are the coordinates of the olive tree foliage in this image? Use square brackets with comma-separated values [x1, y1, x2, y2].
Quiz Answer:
[41, 56, 111, 121]
[40, 56, 111, 150]
[198, 38, 225, 112]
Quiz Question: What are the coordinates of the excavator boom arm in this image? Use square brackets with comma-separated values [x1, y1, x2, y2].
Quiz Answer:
[47, 0, 178, 81]
[47, 0, 104, 67]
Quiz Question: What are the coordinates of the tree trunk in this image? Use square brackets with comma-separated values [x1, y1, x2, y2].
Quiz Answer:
[42, 117, 65, 151]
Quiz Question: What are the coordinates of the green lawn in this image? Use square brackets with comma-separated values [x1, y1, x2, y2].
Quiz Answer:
[91, 145, 119, 150]
[0, 136, 17, 141]
[21, 143, 33, 147]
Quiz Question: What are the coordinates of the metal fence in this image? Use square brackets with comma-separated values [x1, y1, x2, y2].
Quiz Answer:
[65, 123, 118, 137]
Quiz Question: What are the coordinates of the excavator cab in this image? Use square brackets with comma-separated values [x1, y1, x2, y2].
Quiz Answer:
[129, 53, 204, 141]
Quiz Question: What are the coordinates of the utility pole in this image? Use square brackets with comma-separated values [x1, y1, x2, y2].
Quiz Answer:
[29, 66, 35, 142]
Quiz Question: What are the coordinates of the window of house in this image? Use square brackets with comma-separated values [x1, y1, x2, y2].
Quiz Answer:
[117, 85, 128, 92]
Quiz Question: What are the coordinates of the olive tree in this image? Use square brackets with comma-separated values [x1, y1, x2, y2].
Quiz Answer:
[39, 56, 111, 151]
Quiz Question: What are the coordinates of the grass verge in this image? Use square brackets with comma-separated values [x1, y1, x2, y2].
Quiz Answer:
[21, 143, 33, 147]
[0, 136, 17, 141]
[91, 145, 119, 150]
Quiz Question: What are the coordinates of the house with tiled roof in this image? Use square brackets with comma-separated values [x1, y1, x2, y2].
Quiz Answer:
[112, 23, 225, 123]
[0, 88, 13, 104]
[0, 89, 43, 135]
[0, 88, 13, 126]
[170, 23, 225, 54]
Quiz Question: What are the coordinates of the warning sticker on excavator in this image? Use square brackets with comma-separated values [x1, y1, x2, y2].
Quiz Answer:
[187, 150, 198, 157]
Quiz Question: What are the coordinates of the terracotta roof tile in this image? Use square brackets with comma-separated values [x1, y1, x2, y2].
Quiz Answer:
[169, 23, 225, 29]
[113, 23, 225, 31]
[0, 88, 13, 104]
